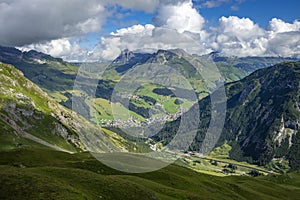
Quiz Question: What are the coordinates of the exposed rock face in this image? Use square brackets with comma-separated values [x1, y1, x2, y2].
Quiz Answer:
[221, 62, 300, 165]
[0, 62, 84, 151]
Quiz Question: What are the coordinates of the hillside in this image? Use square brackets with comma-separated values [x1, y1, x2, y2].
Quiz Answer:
[0, 148, 300, 200]
[0, 46, 80, 96]
[154, 62, 300, 171]
[1, 46, 295, 125]
[0, 62, 146, 153]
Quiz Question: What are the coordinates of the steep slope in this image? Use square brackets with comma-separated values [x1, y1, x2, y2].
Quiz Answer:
[0, 62, 145, 153]
[222, 62, 300, 169]
[98, 49, 247, 120]
[0, 62, 82, 152]
[154, 62, 300, 170]
[104, 48, 247, 86]
[0, 46, 78, 95]
[1, 46, 291, 124]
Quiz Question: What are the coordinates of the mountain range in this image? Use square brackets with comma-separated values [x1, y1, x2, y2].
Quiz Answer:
[1, 46, 299, 170]
[1, 45, 300, 199]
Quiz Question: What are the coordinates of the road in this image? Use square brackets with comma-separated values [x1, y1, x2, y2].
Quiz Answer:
[197, 157, 274, 174]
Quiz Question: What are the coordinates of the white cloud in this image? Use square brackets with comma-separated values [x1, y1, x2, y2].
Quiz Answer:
[265, 19, 300, 58]
[208, 16, 268, 57]
[96, 24, 211, 60]
[93, 0, 210, 60]
[97, 14, 300, 61]
[153, 0, 205, 33]
[0, 0, 106, 46]
[210, 17, 300, 58]
[268, 18, 300, 33]
[23, 38, 89, 62]
[266, 32, 300, 58]
[217, 16, 265, 39]
[7, 0, 299, 61]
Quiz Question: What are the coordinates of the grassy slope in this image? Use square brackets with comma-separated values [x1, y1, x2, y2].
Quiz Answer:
[0, 62, 79, 152]
[0, 63, 148, 154]
[0, 148, 299, 200]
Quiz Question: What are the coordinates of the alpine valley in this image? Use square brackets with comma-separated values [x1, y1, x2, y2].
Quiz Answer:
[0, 46, 300, 199]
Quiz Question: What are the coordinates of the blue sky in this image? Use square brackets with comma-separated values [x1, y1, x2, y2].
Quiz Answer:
[1, 0, 299, 61]
[75, 0, 300, 55]
[103, 0, 300, 32]
[199, 0, 300, 27]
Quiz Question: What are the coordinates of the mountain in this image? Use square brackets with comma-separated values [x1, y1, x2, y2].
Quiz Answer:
[220, 62, 300, 170]
[1, 50, 300, 199]
[99, 49, 249, 120]
[102, 49, 298, 119]
[0, 62, 299, 199]
[0, 62, 147, 153]
[1, 46, 295, 124]
[1, 46, 299, 160]
[206, 51, 298, 73]
[154, 62, 300, 171]
[105, 48, 248, 83]
[0, 46, 78, 95]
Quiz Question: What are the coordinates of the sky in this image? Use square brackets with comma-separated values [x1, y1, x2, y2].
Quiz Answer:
[0, 0, 300, 61]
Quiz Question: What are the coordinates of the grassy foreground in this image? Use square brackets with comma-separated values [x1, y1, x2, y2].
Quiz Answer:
[0, 148, 300, 200]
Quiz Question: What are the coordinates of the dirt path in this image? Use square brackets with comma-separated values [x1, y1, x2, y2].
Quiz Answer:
[0, 114, 74, 154]
[21, 132, 74, 154]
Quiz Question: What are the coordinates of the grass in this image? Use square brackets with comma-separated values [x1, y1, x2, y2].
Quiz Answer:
[0, 121, 48, 151]
[179, 143, 273, 176]
[90, 98, 145, 122]
[135, 84, 196, 114]
[0, 148, 300, 200]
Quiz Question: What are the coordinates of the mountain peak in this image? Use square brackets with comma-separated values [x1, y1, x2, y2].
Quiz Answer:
[113, 49, 136, 63]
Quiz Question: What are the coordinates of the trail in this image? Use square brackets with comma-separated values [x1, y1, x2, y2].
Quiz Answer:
[0, 114, 74, 154]
[21, 132, 74, 154]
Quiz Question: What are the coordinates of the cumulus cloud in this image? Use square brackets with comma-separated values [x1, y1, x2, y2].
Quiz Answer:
[153, 0, 205, 33]
[266, 32, 300, 58]
[208, 16, 300, 58]
[93, 0, 211, 60]
[23, 38, 89, 62]
[208, 16, 267, 56]
[4, 0, 299, 60]
[97, 15, 300, 60]
[97, 24, 211, 60]
[0, 0, 107, 46]
[268, 18, 300, 33]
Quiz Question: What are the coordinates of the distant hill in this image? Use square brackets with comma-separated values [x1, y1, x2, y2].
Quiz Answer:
[204, 51, 298, 73]
[1, 46, 296, 123]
